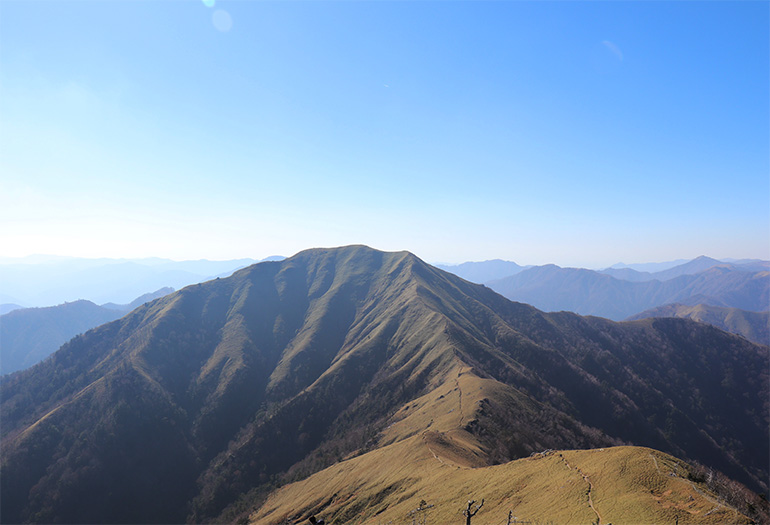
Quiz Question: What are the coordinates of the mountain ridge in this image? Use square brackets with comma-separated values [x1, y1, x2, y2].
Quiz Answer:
[488, 263, 769, 320]
[627, 303, 769, 346]
[1, 245, 767, 524]
[0, 288, 175, 376]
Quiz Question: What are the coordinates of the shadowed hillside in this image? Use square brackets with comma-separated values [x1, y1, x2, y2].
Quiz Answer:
[1, 246, 767, 524]
[0, 288, 174, 375]
[628, 303, 770, 346]
[0, 300, 124, 376]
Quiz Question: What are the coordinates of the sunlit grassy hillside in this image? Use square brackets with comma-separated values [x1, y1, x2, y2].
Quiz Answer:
[251, 368, 761, 524]
[252, 366, 754, 525]
[254, 445, 752, 524]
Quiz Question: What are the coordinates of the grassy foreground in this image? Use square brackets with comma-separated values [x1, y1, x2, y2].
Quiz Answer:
[251, 370, 752, 524]
[251, 441, 750, 524]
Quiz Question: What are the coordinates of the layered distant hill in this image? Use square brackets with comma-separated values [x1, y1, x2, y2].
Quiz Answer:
[487, 260, 769, 321]
[0, 304, 22, 316]
[600, 256, 770, 283]
[436, 259, 529, 283]
[0, 288, 174, 376]
[1, 246, 767, 524]
[628, 303, 769, 346]
[0, 255, 283, 307]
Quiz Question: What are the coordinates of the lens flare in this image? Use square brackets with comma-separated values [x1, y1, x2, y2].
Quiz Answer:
[212, 9, 232, 32]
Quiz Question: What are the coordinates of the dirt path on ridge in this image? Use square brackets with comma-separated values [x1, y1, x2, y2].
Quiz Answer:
[559, 455, 603, 525]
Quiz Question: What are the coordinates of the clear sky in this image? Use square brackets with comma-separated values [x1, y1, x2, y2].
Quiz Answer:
[1, 0, 768, 267]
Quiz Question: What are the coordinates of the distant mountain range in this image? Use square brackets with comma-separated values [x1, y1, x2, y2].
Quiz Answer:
[435, 259, 529, 283]
[480, 257, 768, 321]
[600, 255, 770, 283]
[607, 258, 691, 273]
[2, 246, 766, 524]
[628, 303, 769, 346]
[0, 288, 173, 375]
[0, 255, 283, 307]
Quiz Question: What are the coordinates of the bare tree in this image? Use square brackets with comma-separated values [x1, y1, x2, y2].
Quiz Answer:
[463, 499, 484, 525]
[407, 499, 433, 525]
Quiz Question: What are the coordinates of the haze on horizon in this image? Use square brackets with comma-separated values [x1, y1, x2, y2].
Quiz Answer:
[1, 0, 767, 268]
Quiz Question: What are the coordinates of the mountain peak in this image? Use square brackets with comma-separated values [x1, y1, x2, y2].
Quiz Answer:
[692, 255, 720, 263]
[1, 247, 767, 524]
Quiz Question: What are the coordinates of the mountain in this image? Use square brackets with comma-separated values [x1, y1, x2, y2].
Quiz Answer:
[0, 288, 174, 375]
[723, 259, 770, 272]
[489, 264, 770, 320]
[101, 287, 175, 312]
[1, 246, 767, 524]
[609, 259, 690, 273]
[650, 255, 729, 281]
[601, 256, 765, 283]
[0, 304, 22, 316]
[436, 255, 744, 286]
[252, 444, 765, 524]
[436, 259, 527, 283]
[628, 303, 770, 346]
[0, 292, 24, 307]
[0, 300, 124, 376]
[599, 266, 652, 282]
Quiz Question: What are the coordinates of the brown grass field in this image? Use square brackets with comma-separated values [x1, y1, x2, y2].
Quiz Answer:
[251, 368, 750, 524]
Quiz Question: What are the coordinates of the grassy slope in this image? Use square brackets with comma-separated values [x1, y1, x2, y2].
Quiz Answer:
[628, 303, 769, 346]
[251, 369, 752, 525]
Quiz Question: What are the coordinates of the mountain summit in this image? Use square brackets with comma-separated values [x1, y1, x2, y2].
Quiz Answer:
[1, 246, 767, 523]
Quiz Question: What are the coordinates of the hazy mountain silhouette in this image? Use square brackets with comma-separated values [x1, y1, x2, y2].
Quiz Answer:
[436, 259, 528, 283]
[0, 288, 174, 375]
[608, 258, 690, 273]
[1, 246, 766, 524]
[489, 264, 769, 320]
[101, 287, 175, 312]
[600, 256, 766, 283]
[0, 304, 22, 316]
[628, 303, 769, 346]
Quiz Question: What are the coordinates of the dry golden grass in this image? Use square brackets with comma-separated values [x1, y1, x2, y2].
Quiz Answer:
[250, 369, 750, 525]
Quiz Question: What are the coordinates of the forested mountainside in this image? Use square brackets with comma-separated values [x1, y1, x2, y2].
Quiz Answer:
[628, 303, 769, 346]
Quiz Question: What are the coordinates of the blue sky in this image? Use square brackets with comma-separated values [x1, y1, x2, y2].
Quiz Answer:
[1, 0, 767, 267]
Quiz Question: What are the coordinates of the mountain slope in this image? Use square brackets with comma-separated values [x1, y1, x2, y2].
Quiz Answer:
[1, 246, 767, 524]
[0, 303, 23, 316]
[643, 255, 727, 282]
[250, 368, 765, 523]
[0, 288, 174, 376]
[489, 264, 769, 320]
[101, 287, 175, 312]
[628, 303, 770, 346]
[252, 442, 760, 524]
[603, 256, 769, 279]
[608, 259, 690, 273]
[0, 300, 125, 376]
